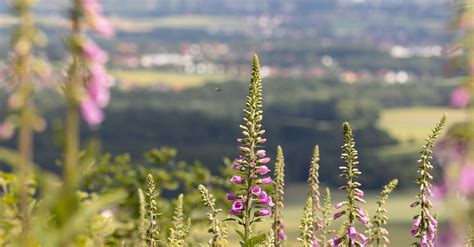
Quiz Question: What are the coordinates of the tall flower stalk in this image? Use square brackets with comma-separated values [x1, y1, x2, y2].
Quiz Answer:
[308, 145, 322, 245]
[168, 194, 191, 247]
[272, 145, 286, 246]
[410, 115, 446, 246]
[141, 174, 160, 247]
[227, 55, 273, 244]
[298, 197, 314, 247]
[320, 188, 333, 247]
[64, 0, 114, 189]
[198, 184, 228, 246]
[332, 122, 368, 246]
[368, 179, 398, 246]
[8, 0, 43, 242]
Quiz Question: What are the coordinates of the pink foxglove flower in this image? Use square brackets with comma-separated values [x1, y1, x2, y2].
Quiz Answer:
[348, 226, 357, 241]
[92, 16, 115, 38]
[357, 215, 368, 225]
[258, 208, 271, 216]
[277, 230, 287, 240]
[231, 175, 243, 184]
[459, 165, 474, 196]
[411, 216, 421, 236]
[330, 237, 342, 246]
[258, 157, 270, 164]
[257, 165, 270, 175]
[450, 87, 470, 108]
[83, 39, 108, 64]
[260, 176, 272, 184]
[226, 194, 237, 201]
[335, 201, 345, 209]
[229, 200, 244, 215]
[80, 96, 104, 127]
[358, 233, 368, 244]
[88, 64, 110, 107]
[250, 186, 262, 196]
[333, 211, 344, 220]
[256, 150, 266, 157]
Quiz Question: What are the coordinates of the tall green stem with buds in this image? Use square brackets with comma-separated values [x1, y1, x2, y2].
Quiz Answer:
[320, 188, 333, 247]
[368, 179, 398, 246]
[228, 55, 273, 246]
[410, 115, 446, 246]
[298, 197, 314, 247]
[168, 194, 191, 247]
[332, 122, 368, 246]
[10, 0, 41, 242]
[141, 174, 160, 247]
[272, 145, 286, 246]
[308, 145, 322, 244]
[198, 184, 227, 246]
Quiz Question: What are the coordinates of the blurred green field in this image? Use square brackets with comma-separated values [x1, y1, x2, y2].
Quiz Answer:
[379, 107, 465, 143]
[0, 14, 242, 31]
[110, 70, 231, 89]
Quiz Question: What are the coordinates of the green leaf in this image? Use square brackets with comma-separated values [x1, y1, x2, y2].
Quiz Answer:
[244, 233, 266, 247]
[235, 229, 245, 241]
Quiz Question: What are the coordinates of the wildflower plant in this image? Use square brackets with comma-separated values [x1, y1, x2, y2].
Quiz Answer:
[272, 145, 286, 245]
[308, 145, 322, 245]
[410, 115, 446, 246]
[141, 174, 161, 246]
[332, 122, 368, 246]
[319, 188, 334, 247]
[198, 184, 228, 246]
[298, 197, 314, 247]
[368, 179, 398, 246]
[168, 194, 191, 247]
[8, 0, 43, 243]
[227, 54, 273, 245]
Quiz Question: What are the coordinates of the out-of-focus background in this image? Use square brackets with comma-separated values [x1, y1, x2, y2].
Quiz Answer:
[0, 1, 464, 245]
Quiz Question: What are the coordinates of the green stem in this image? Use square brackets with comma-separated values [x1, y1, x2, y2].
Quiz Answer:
[63, 0, 82, 190]
[14, 0, 35, 243]
[17, 82, 33, 244]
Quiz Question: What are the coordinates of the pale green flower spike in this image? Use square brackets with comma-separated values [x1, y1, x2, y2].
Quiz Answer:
[272, 145, 286, 246]
[410, 114, 446, 246]
[143, 173, 161, 247]
[319, 187, 334, 247]
[308, 145, 322, 245]
[198, 184, 228, 247]
[168, 194, 191, 247]
[368, 179, 398, 247]
[298, 197, 314, 247]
